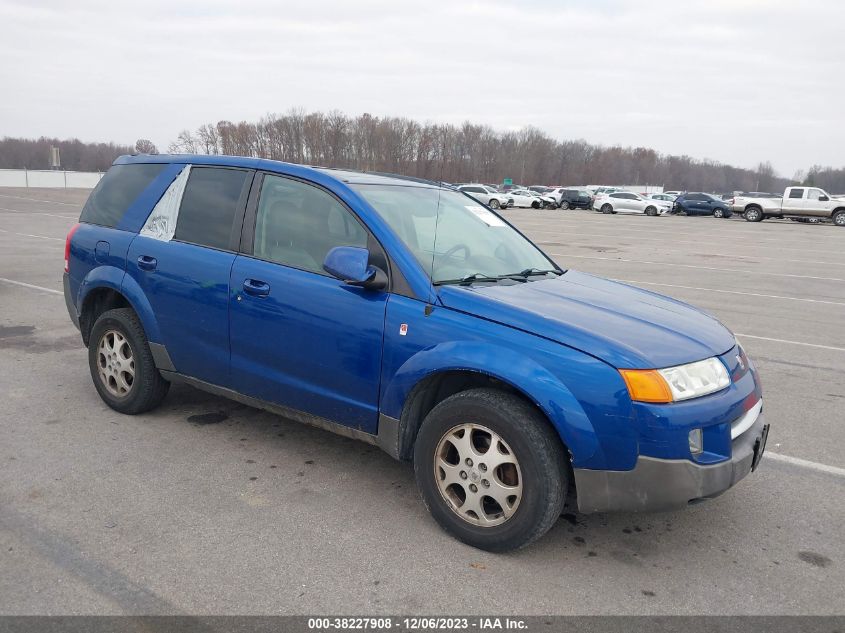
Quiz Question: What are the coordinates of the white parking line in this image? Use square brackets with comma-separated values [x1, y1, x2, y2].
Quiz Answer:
[612, 279, 845, 307]
[734, 333, 845, 352]
[0, 228, 63, 241]
[534, 231, 845, 257]
[551, 253, 845, 282]
[0, 277, 62, 295]
[766, 453, 845, 477]
[0, 207, 77, 219]
[0, 193, 80, 206]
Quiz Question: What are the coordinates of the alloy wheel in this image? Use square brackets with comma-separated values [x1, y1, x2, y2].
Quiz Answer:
[97, 329, 135, 398]
[433, 423, 522, 527]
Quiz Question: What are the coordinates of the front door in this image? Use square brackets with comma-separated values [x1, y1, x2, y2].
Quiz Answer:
[229, 173, 388, 433]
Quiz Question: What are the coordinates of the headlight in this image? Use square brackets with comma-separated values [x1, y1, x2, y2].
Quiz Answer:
[620, 357, 730, 403]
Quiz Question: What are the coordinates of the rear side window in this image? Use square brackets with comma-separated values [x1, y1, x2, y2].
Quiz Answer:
[788, 188, 804, 199]
[80, 163, 166, 228]
[174, 167, 251, 250]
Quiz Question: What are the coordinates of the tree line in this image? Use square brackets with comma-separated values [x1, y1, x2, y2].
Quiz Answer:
[3, 112, 844, 193]
[0, 136, 134, 172]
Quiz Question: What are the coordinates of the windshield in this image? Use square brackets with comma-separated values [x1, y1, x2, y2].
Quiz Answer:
[351, 184, 557, 284]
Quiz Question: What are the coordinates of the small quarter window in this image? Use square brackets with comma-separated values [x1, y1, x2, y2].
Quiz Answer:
[81, 163, 166, 228]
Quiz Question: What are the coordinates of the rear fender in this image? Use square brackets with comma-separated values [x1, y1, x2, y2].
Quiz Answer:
[77, 266, 163, 344]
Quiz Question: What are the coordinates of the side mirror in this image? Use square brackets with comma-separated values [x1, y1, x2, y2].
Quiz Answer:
[819, 195, 829, 202]
[323, 246, 387, 290]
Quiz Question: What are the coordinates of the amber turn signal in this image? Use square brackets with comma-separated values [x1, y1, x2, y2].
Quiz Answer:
[619, 369, 673, 403]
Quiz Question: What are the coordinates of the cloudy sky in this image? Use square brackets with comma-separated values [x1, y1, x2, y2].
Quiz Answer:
[1, 0, 842, 176]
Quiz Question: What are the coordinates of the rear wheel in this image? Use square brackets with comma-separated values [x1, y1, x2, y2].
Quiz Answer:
[833, 210, 845, 227]
[489, 198, 501, 210]
[88, 308, 169, 414]
[744, 206, 764, 222]
[560, 200, 570, 210]
[414, 389, 567, 552]
[601, 204, 613, 214]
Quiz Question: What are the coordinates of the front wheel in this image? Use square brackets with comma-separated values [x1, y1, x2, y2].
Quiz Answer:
[489, 199, 501, 210]
[713, 208, 724, 218]
[645, 206, 658, 216]
[414, 389, 567, 552]
[531, 201, 540, 209]
[833, 210, 845, 227]
[88, 308, 170, 414]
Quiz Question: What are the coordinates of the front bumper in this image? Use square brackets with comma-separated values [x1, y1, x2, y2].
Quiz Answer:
[573, 412, 768, 513]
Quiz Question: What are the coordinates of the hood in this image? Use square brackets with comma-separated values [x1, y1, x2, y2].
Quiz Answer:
[436, 270, 735, 369]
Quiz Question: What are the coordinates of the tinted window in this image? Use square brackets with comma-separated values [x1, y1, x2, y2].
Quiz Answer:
[687, 193, 705, 201]
[81, 163, 166, 228]
[174, 167, 250, 250]
[253, 174, 368, 274]
[788, 188, 804, 199]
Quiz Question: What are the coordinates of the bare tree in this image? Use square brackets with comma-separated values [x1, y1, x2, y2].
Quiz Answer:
[134, 139, 159, 154]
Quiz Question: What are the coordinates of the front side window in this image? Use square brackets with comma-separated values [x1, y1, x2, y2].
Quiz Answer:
[253, 174, 368, 274]
[352, 184, 555, 284]
[173, 167, 250, 250]
[807, 188, 824, 200]
[81, 163, 166, 228]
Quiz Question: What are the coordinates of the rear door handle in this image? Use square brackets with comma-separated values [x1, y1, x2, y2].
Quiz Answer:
[242, 279, 270, 297]
[137, 255, 157, 271]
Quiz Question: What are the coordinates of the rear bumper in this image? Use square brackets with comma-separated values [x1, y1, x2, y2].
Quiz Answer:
[573, 413, 768, 513]
[63, 273, 80, 330]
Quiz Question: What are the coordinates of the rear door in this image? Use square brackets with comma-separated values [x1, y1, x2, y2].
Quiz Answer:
[126, 166, 253, 387]
[228, 173, 388, 433]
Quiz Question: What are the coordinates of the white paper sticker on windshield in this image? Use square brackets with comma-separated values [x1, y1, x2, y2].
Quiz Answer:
[465, 205, 506, 227]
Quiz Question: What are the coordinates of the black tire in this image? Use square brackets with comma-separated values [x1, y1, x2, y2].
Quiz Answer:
[413, 388, 567, 552]
[531, 201, 540, 209]
[489, 199, 501, 210]
[833, 210, 845, 227]
[560, 200, 570, 210]
[88, 308, 170, 414]
[645, 206, 657, 216]
[713, 208, 724, 218]
[601, 204, 613, 214]
[744, 206, 764, 222]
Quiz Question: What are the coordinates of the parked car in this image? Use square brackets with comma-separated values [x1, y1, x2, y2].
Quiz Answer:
[508, 189, 546, 209]
[663, 190, 683, 197]
[730, 187, 845, 225]
[457, 184, 512, 209]
[593, 191, 671, 216]
[649, 193, 676, 203]
[528, 186, 550, 194]
[65, 155, 768, 552]
[557, 188, 594, 210]
[673, 193, 733, 218]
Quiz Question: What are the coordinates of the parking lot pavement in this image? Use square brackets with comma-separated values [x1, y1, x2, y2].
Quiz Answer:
[1, 190, 843, 615]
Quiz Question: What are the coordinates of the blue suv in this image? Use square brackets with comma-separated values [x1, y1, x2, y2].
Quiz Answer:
[64, 155, 768, 551]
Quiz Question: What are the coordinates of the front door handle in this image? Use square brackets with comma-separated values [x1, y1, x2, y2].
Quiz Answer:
[137, 255, 157, 271]
[242, 279, 270, 297]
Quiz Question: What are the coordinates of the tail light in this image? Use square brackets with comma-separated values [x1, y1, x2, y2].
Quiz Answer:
[64, 223, 81, 273]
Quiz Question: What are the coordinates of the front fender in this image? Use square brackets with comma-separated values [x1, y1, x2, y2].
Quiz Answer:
[381, 340, 600, 466]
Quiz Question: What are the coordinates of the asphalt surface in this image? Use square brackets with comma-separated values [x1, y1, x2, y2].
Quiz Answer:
[0, 188, 842, 615]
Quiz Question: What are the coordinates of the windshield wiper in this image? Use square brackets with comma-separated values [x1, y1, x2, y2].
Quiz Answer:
[434, 273, 502, 286]
[511, 268, 561, 278]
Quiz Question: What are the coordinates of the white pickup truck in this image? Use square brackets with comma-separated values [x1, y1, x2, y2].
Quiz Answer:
[730, 187, 845, 226]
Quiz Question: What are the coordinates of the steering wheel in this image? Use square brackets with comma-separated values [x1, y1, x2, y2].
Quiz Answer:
[442, 243, 471, 260]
